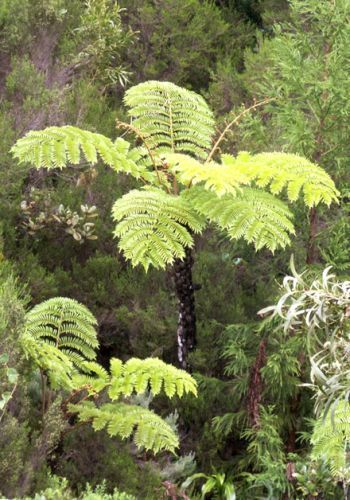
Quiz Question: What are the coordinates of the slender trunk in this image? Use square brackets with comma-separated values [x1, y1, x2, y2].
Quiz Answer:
[306, 206, 318, 264]
[247, 339, 267, 427]
[172, 247, 197, 370]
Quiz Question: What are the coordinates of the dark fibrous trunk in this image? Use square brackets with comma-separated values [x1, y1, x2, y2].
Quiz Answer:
[172, 247, 197, 370]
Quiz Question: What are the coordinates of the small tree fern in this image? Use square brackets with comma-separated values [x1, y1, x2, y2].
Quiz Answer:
[12, 80, 338, 368]
[22, 297, 197, 453]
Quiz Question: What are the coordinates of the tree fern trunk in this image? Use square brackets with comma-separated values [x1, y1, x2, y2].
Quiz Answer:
[172, 247, 196, 370]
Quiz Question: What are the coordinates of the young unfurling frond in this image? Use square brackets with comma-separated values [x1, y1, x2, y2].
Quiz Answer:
[11, 125, 149, 180]
[112, 188, 206, 270]
[223, 152, 339, 207]
[188, 187, 295, 252]
[123, 80, 215, 158]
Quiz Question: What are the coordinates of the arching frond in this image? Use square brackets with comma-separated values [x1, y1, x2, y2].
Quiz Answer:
[108, 357, 197, 399]
[70, 401, 179, 453]
[112, 188, 206, 270]
[11, 126, 149, 180]
[188, 187, 295, 252]
[223, 152, 339, 206]
[69, 356, 197, 453]
[164, 153, 249, 196]
[24, 297, 99, 371]
[72, 356, 197, 399]
[124, 81, 215, 158]
[22, 332, 75, 389]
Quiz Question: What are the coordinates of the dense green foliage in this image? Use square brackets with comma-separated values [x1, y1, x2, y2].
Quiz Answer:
[2, 0, 350, 498]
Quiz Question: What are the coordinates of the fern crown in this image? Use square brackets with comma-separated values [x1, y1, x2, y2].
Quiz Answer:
[11, 81, 338, 270]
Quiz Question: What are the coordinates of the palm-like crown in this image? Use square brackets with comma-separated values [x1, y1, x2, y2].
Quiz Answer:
[12, 81, 338, 270]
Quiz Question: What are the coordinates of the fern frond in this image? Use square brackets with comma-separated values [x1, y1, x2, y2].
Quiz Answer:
[24, 297, 99, 371]
[311, 401, 350, 478]
[124, 81, 215, 159]
[22, 332, 75, 389]
[70, 401, 179, 453]
[164, 153, 249, 196]
[112, 188, 206, 270]
[108, 357, 197, 399]
[188, 187, 295, 252]
[72, 361, 110, 394]
[68, 355, 198, 455]
[11, 126, 148, 180]
[224, 152, 339, 207]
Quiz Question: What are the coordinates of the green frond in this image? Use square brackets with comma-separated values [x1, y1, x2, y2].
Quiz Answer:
[24, 297, 99, 371]
[311, 401, 350, 479]
[70, 401, 179, 453]
[11, 126, 147, 179]
[67, 357, 197, 454]
[223, 152, 339, 207]
[188, 187, 295, 252]
[112, 188, 206, 270]
[22, 332, 75, 390]
[72, 361, 110, 394]
[164, 153, 249, 196]
[124, 81, 215, 158]
[108, 357, 198, 400]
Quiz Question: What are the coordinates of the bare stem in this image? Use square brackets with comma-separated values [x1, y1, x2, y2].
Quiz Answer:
[116, 120, 162, 183]
[206, 98, 273, 163]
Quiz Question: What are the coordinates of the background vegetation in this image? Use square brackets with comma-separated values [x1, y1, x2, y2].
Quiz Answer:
[1, 0, 350, 498]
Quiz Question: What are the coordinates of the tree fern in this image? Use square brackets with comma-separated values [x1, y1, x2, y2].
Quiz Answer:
[11, 83, 338, 265]
[72, 356, 197, 399]
[24, 297, 99, 372]
[22, 297, 198, 453]
[112, 188, 206, 270]
[123, 80, 215, 158]
[12, 80, 339, 367]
